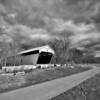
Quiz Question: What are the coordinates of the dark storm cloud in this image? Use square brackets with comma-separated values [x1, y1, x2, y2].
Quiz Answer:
[0, 0, 100, 51]
[1, 18, 98, 50]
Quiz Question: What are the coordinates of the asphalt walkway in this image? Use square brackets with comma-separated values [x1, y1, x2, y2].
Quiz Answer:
[0, 66, 100, 100]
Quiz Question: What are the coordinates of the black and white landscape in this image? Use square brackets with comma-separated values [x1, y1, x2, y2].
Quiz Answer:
[0, 0, 100, 100]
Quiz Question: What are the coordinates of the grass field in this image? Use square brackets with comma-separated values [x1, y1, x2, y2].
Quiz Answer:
[0, 65, 91, 93]
[51, 72, 100, 100]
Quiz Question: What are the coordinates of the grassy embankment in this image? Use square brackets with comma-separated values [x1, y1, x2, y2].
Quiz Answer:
[0, 65, 91, 93]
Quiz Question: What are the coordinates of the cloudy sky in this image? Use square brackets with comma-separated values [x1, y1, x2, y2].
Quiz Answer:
[0, 0, 100, 51]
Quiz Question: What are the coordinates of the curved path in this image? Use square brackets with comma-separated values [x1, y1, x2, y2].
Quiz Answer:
[0, 66, 100, 100]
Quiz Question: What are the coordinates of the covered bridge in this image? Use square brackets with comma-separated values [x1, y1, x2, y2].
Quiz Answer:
[5, 45, 55, 66]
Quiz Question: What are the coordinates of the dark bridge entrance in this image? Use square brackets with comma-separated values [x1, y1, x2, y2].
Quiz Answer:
[37, 52, 53, 64]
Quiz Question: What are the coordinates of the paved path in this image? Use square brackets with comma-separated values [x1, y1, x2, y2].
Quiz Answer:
[0, 66, 100, 100]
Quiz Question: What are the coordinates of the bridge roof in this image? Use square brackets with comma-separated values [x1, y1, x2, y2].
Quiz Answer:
[18, 45, 55, 55]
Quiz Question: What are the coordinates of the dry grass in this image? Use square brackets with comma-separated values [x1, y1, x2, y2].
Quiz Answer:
[0, 65, 91, 93]
[25, 65, 91, 85]
[0, 74, 25, 93]
[51, 72, 100, 100]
